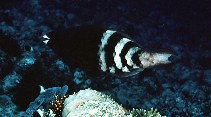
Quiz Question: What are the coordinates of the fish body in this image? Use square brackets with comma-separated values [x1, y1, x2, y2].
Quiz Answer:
[0, 31, 22, 56]
[43, 25, 173, 77]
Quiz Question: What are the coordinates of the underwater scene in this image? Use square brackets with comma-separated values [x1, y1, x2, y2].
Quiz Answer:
[0, 0, 210, 117]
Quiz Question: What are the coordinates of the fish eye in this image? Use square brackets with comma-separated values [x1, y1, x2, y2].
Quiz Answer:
[24, 45, 33, 52]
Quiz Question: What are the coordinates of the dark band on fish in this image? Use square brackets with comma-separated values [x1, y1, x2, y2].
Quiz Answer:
[119, 41, 137, 70]
[104, 32, 125, 72]
[131, 50, 142, 67]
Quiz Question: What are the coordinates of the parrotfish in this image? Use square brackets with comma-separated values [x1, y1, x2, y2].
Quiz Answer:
[43, 25, 174, 77]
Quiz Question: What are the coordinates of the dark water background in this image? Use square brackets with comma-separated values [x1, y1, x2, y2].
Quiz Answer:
[0, 0, 210, 116]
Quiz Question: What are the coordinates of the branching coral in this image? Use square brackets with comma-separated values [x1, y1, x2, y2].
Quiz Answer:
[129, 108, 166, 117]
[48, 93, 68, 116]
[24, 85, 68, 116]
[36, 93, 68, 117]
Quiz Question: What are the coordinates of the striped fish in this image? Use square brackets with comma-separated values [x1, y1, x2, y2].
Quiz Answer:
[43, 25, 173, 77]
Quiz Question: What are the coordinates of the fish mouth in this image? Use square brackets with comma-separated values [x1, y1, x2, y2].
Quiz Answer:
[153, 53, 173, 64]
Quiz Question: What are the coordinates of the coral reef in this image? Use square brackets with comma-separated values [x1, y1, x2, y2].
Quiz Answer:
[62, 88, 126, 117]
[33, 87, 165, 117]
[129, 108, 165, 117]
[0, 0, 210, 116]
[25, 85, 68, 116]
